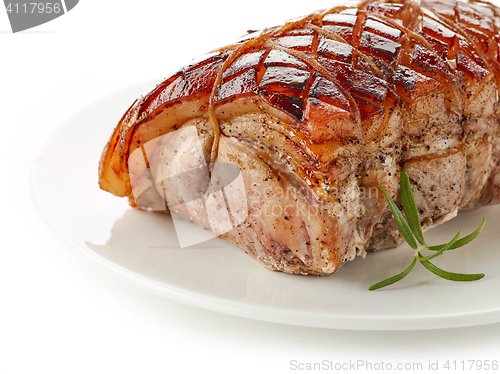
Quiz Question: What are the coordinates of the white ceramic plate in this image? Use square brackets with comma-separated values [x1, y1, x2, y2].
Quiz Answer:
[30, 80, 500, 330]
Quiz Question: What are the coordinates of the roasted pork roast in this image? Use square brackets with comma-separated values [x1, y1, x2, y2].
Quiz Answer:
[99, 0, 500, 275]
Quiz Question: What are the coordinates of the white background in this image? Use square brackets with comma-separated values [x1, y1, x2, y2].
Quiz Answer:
[1, 1, 499, 373]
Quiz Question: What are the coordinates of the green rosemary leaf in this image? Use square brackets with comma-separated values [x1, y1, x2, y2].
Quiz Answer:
[378, 185, 418, 250]
[418, 231, 461, 262]
[428, 218, 486, 252]
[400, 170, 426, 246]
[368, 257, 418, 291]
[420, 260, 485, 281]
[369, 174, 486, 291]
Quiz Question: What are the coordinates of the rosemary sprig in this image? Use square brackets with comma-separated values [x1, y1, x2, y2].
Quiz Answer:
[368, 170, 486, 291]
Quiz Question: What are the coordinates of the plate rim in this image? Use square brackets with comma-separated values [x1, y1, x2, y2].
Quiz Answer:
[29, 81, 500, 331]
